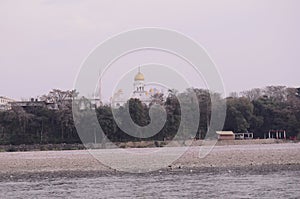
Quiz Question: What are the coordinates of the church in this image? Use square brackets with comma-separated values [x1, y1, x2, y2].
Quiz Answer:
[111, 67, 166, 107]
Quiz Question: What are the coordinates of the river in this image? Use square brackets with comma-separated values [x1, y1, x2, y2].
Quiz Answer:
[0, 169, 299, 198]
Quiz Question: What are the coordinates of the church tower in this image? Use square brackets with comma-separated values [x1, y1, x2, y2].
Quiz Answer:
[133, 67, 145, 97]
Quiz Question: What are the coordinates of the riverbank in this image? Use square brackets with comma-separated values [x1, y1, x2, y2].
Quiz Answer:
[0, 142, 299, 180]
[0, 138, 295, 152]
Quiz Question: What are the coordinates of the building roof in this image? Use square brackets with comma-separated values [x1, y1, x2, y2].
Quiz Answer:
[0, 96, 15, 101]
[216, 131, 234, 135]
[134, 67, 145, 81]
[134, 72, 144, 81]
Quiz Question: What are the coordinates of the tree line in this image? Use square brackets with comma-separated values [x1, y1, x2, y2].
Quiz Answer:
[0, 86, 299, 145]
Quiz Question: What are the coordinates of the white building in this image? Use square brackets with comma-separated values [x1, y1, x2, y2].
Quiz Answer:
[132, 67, 148, 101]
[0, 96, 15, 111]
[112, 68, 167, 107]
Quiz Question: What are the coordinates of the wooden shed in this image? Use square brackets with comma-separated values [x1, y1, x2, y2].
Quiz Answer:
[216, 131, 235, 140]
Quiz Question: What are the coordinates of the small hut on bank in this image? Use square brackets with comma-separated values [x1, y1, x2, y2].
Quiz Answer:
[216, 131, 235, 140]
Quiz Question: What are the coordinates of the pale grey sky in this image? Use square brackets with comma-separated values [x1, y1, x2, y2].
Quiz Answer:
[0, 0, 299, 100]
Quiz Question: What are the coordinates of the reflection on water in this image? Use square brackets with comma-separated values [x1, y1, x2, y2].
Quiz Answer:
[0, 170, 299, 199]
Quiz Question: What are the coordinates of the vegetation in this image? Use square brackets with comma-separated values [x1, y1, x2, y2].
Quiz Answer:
[0, 86, 299, 146]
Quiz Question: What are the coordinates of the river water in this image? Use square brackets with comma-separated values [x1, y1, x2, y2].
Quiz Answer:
[0, 169, 299, 199]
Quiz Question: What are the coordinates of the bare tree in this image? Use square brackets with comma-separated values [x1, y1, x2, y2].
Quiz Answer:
[263, 86, 287, 102]
[40, 89, 78, 109]
[240, 88, 262, 101]
[229, 92, 239, 98]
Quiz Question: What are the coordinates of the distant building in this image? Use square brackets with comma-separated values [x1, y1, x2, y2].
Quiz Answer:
[216, 131, 235, 140]
[112, 67, 167, 107]
[76, 97, 102, 110]
[10, 98, 57, 110]
[217, 131, 254, 140]
[111, 89, 126, 108]
[131, 67, 149, 101]
[234, 132, 254, 140]
[264, 130, 286, 139]
[0, 96, 15, 111]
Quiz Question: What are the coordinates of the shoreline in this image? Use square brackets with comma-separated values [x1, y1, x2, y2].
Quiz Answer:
[0, 142, 299, 180]
[0, 139, 296, 152]
[1, 163, 300, 182]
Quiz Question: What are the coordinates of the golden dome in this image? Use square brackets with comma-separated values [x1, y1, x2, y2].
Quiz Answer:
[134, 72, 144, 81]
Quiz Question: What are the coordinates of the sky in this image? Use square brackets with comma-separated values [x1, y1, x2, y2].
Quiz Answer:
[0, 0, 299, 100]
